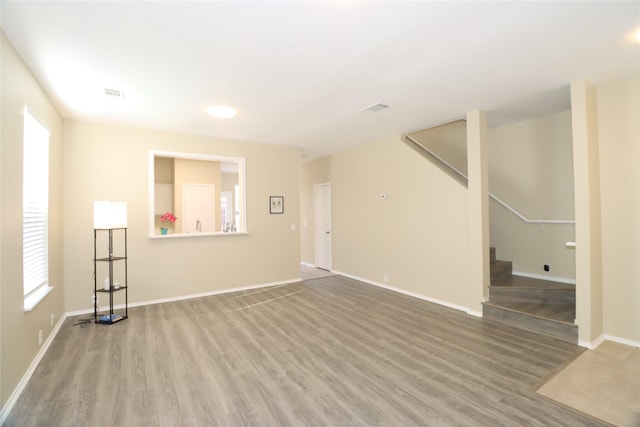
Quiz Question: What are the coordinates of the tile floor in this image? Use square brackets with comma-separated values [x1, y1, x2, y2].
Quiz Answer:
[537, 340, 640, 427]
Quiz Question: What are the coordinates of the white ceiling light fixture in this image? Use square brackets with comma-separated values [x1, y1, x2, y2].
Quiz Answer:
[206, 105, 237, 119]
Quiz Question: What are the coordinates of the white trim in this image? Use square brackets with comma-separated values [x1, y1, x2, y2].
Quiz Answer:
[66, 278, 303, 317]
[602, 334, 640, 349]
[489, 194, 575, 224]
[148, 149, 247, 237]
[301, 261, 316, 268]
[149, 231, 249, 239]
[580, 334, 640, 350]
[6, 276, 639, 426]
[129, 278, 301, 309]
[403, 134, 468, 184]
[404, 134, 575, 225]
[23, 285, 54, 311]
[578, 334, 640, 350]
[22, 105, 51, 133]
[578, 334, 606, 349]
[333, 270, 472, 315]
[512, 271, 576, 285]
[0, 313, 67, 425]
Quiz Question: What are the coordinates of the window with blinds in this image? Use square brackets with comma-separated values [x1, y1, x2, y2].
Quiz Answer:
[23, 109, 50, 309]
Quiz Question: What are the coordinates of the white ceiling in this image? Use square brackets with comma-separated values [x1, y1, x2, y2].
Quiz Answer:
[2, 1, 639, 158]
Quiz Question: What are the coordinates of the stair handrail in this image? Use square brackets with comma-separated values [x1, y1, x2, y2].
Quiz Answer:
[403, 134, 469, 186]
[403, 134, 575, 225]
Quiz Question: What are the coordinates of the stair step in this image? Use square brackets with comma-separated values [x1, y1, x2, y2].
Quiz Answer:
[483, 302, 577, 343]
[489, 275, 575, 304]
[490, 260, 512, 282]
[489, 286, 575, 304]
[491, 274, 574, 289]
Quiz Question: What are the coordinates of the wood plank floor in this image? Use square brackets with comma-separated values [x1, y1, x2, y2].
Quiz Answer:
[5, 275, 608, 426]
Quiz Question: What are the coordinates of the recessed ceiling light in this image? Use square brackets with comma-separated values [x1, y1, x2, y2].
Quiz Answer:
[206, 105, 237, 119]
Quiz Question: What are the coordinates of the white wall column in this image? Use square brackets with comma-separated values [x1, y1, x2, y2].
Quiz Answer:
[467, 110, 490, 315]
[571, 80, 604, 346]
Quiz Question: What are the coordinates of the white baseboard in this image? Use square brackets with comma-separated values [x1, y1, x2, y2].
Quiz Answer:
[466, 309, 483, 318]
[579, 333, 640, 350]
[66, 278, 303, 317]
[512, 271, 576, 285]
[3, 277, 302, 422]
[579, 334, 606, 349]
[301, 261, 316, 268]
[603, 334, 640, 349]
[333, 270, 472, 315]
[7, 273, 637, 426]
[129, 278, 302, 309]
[0, 313, 68, 425]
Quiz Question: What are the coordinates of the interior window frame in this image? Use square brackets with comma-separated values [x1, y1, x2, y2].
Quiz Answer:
[148, 149, 247, 238]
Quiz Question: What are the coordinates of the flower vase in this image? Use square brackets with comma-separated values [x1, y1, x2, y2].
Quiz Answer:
[161, 227, 168, 235]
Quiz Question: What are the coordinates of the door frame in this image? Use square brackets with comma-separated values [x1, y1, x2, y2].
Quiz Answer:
[314, 183, 332, 271]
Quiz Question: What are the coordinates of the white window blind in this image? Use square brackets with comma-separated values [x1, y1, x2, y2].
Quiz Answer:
[23, 109, 50, 299]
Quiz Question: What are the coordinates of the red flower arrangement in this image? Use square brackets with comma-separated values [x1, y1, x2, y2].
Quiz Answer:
[160, 212, 177, 235]
[160, 212, 177, 225]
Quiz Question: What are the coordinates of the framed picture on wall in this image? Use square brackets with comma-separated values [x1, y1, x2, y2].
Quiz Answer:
[270, 196, 284, 214]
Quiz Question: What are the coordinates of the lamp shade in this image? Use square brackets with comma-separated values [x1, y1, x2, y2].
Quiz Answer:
[94, 201, 127, 229]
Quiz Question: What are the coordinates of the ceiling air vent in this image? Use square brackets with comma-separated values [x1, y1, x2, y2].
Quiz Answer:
[104, 88, 124, 100]
[361, 102, 390, 113]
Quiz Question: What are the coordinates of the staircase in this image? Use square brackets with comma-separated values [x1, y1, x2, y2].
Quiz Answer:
[483, 248, 578, 343]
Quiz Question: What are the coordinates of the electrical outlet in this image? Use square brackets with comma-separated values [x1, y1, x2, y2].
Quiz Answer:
[38, 330, 43, 346]
[544, 264, 550, 272]
[50, 313, 54, 326]
[383, 274, 389, 283]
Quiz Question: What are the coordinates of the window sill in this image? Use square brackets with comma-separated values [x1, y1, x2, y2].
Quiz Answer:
[149, 231, 249, 239]
[24, 285, 54, 312]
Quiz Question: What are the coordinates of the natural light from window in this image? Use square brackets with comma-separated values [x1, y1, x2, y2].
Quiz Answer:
[23, 108, 53, 311]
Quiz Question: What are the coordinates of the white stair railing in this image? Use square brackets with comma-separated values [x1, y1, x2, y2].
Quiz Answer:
[403, 134, 575, 225]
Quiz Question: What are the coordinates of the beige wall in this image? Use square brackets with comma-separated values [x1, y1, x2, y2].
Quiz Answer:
[410, 113, 576, 280]
[299, 156, 331, 265]
[410, 119, 468, 175]
[489, 111, 576, 280]
[317, 137, 471, 309]
[154, 157, 173, 183]
[62, 120, 301, 312]
[572, 80, 604, 344]
[597, 75, 640, 342]
[3, 27, 639, 419]
[0, 33, 65, 408]
[467, 111, 490, 314]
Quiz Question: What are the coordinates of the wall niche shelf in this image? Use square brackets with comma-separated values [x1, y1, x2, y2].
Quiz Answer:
[93, 228, 128, 324]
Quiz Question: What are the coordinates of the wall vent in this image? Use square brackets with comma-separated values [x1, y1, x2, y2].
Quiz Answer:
[104, 88, 124, 100]
[361, 102, 390, 112]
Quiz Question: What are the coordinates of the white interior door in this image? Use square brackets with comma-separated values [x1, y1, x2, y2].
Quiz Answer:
[314, 183, 332, 270]
[183, 184, 215, 233]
